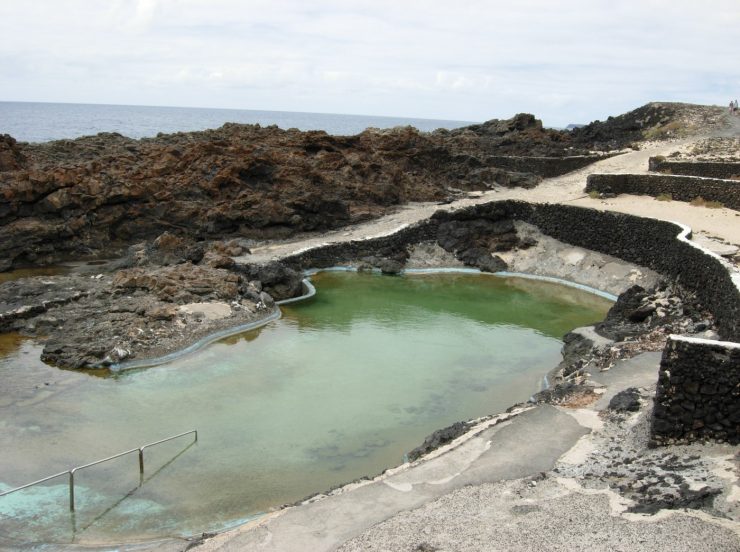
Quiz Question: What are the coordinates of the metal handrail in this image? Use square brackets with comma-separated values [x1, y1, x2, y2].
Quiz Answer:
[0, 429, 197, 511]
[138, 430, 198, 473]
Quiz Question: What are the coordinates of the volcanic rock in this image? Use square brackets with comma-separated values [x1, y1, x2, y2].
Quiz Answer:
[0, 113, 602, 270]
[236, 261, 304, 301]
[608, 388, 642, 412]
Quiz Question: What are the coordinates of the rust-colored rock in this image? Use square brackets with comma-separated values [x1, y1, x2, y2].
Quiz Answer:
[0, 114, 598, 269]
[112, 263, 241, 302]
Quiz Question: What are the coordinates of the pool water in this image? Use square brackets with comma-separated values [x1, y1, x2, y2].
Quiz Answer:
[0, 271, 611, 545]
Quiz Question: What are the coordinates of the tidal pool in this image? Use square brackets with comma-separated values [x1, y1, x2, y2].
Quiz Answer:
[0, 271, 611, 545]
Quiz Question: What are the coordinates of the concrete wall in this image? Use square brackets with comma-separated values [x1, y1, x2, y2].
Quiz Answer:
[652, 336, 740, 445]
[649, 157, 740, 179]
[585, 173, 740, 210]
[488, 154, 619, 178]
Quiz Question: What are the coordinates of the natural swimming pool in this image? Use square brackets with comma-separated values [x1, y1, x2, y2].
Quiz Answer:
[0, 271, 612, 545]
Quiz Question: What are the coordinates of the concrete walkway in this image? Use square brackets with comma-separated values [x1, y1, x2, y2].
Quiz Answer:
[197, 405, 589, 552]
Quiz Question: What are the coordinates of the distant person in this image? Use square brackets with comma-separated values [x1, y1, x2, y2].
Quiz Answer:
[731, 100, 735, 114]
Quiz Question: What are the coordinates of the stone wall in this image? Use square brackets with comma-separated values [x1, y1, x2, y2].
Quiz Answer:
[282, 222, 438, 270]
[651, 336, 740, 445]
[488, 154, 619, 178]
[585, 173, 740, 210]
[649, 157, 740, 179]
[466, 202, 740, 341]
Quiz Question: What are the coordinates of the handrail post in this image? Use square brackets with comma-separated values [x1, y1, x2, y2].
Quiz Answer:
[69, 471, 75, 512]
[1, 429, 197, 510]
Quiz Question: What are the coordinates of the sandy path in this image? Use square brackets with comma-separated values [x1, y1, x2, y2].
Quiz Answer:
[243, 129, 739, 264]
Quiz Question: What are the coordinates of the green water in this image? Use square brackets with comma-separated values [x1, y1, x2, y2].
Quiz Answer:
[0, 272, 611, 545]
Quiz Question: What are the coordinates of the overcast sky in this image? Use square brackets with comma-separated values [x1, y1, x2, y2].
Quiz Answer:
[1, 0, 738, 126]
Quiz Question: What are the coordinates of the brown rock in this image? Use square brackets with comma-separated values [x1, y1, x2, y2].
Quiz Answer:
[112, 263, 242, 302]
[146, 305, 178, 320]
[0, 110, 616, 267]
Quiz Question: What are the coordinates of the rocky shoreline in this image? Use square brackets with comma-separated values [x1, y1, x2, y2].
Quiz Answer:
[0, 202, 685, 372]
[0, 113, 586, 272]
[0, 102, 737, 550]
[1, 103, 695, 273]
[0, 233, 307, 369]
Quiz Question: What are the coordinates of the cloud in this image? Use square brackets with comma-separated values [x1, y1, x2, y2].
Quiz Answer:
[0, 1, 738, 125]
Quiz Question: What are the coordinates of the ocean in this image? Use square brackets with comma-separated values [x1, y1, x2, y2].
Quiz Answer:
[0, 101, 475, 143]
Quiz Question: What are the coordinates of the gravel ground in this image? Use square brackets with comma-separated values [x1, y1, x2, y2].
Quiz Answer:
[336, 476, 740, 552]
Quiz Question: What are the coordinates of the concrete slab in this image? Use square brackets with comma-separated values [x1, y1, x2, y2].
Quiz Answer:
[590, 351, 662, 410]
[197, 406, 588, 552]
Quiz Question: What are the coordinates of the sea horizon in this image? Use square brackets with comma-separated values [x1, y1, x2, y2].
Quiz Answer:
[0, 100, 478, 143]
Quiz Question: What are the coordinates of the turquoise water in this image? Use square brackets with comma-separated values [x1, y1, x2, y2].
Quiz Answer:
[0, 272, 611, 545]
[0, 101, 474, 143]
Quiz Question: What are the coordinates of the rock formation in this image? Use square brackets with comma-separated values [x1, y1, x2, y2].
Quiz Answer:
[0, 112, 606, 270]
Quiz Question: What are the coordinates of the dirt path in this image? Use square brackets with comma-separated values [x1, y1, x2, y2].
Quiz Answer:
[242, 127, 739, 265]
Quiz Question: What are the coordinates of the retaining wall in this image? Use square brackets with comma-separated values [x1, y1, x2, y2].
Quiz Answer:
[649, 157, 740, 179]
[652, 336, 739, 445]
[487, 154, 619, 178]
[585, 173, 740, 210]
[503, 202, 740, 341]
[282, 222, 438, 269]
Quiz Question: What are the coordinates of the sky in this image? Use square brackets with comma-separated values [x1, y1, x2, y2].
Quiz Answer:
[1, 0, 739, 127]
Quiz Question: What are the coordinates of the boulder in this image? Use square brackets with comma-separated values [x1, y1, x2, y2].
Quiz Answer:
[608, 388, 642, 412]
[456, 247, 507, 272]
[376, 258, 403, 274]
[237, 262, 303, 301]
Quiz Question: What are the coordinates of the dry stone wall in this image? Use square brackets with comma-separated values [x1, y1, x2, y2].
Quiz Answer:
[652, 336, 739, 445]
[585, 173, 740, 210]
[488, 154, 619, 178]
[503, 202, 740, 341]
[649, 157, 740, 179]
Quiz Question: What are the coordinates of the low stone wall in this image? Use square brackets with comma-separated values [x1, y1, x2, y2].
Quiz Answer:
[585, 173, 740, 210]
[445, 202, 740, 341]
[283, 222, 438, 270]
[651, 336, 740, 445]
[488, 154, 619, 178]
[649, 157, 740, 179]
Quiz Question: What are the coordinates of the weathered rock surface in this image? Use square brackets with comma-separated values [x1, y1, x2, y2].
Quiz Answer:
[406, 421, 473, 462]
[555, 387, 733, 522]
[432, 207, 518, 271]
[608, 387, 642, 412]
[0, 260, 284, 369]
[235, 261, 304, 301]
[596, 284, 701, 341]
[0, 112, 610, 270]
[0, 134, 26, 172]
